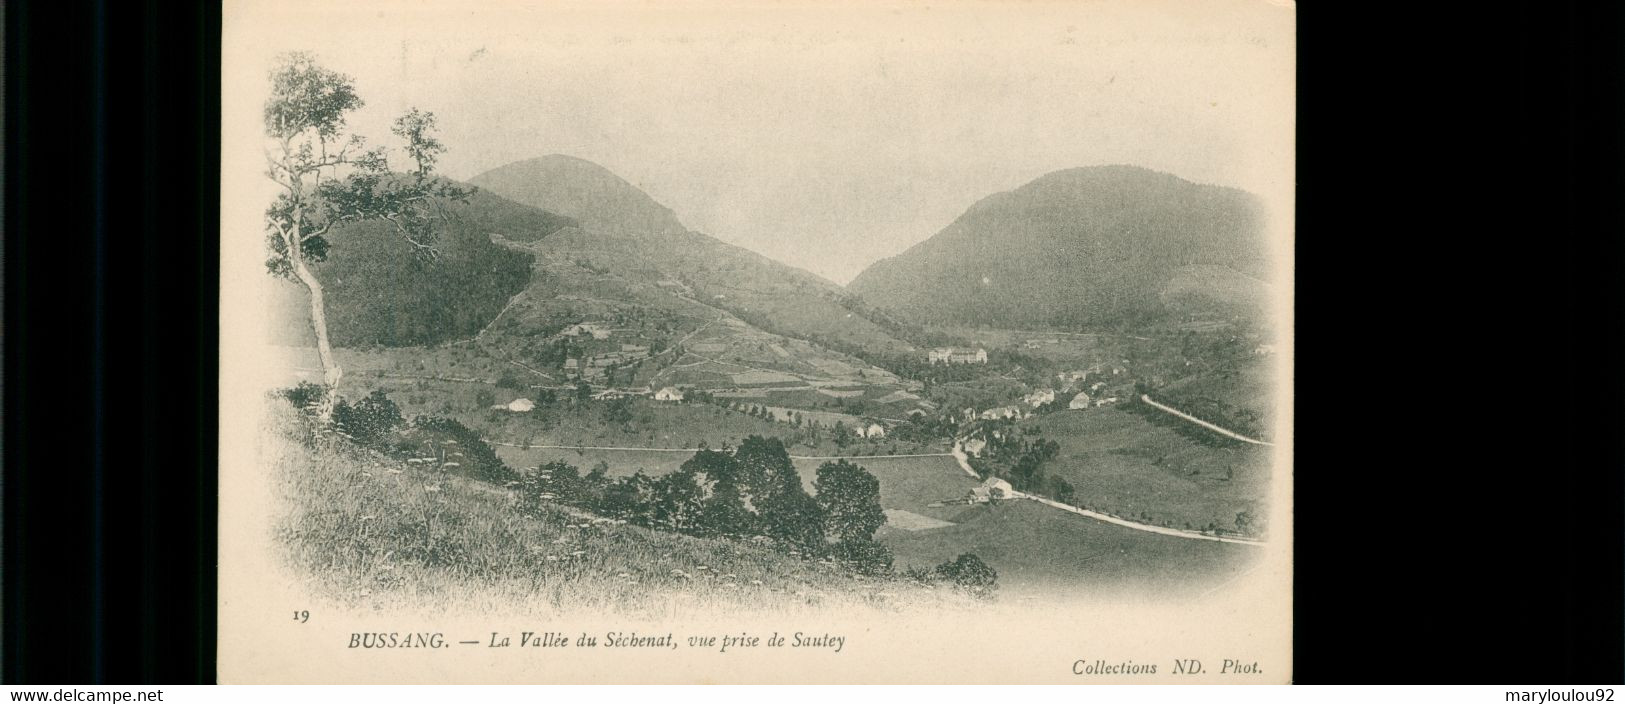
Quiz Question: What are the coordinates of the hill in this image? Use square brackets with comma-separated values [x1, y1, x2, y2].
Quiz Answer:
[467, 155, 921, 359]
[847, 166, 1271, 330]
[467, 154, 687, 237]
[268, 183, 576, 347]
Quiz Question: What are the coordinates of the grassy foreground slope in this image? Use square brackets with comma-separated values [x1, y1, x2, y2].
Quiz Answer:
[266, 405, 973, 616]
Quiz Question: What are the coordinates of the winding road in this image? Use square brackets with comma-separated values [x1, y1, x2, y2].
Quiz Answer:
[1139, 395, 1274, 446]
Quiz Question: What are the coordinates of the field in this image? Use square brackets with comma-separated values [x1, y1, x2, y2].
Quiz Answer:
[1155, 356, 1276, 429]
[790, 454, 1255, 597]
[1024, 407, 1273, 533]
[762, 406, 866, 428]
[789, 455, 977, 522]
[922, 325, 1114, 364]
[267, 404, 977, 616]
[879, 500, 1255, 599]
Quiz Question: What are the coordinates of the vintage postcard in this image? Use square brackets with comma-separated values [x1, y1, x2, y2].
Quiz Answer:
[219, 0, 1295, 683]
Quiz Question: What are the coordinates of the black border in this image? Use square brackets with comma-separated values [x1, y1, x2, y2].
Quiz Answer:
[1293, 2, 1625, 683]
[4, 0, 220, 683]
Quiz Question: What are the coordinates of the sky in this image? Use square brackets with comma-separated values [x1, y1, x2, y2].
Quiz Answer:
[225, 0, 1295, 285]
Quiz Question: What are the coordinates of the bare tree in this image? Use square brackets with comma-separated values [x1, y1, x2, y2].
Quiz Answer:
[262, 52, 470, 418]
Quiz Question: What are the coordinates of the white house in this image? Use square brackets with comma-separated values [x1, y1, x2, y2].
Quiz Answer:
[927, 347, 988, 365]
[861, 422, 887, 439]
[979, 406, 1022, 420]
[962, 438, 988, 456]
[969, 476, 1015, 503]
[565, 322, 612, 340]
[654, 386, 685, 402]
[506, 398, 536, 412]
[1023, 388, 1056, 407]
[1068, 391, 1092, 410]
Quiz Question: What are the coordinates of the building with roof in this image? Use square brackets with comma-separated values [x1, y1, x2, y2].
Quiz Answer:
[969, 477, 1015, 503]
[927, 347, 988, 364]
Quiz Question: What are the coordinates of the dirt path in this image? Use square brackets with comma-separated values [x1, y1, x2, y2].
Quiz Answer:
[1015, 492, 1264, 546]
[1139, 395, 1274, 446]
[473, 286, 526, 342]
[949, 441, 980, 479]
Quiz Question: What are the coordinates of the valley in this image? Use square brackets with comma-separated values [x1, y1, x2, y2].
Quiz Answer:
[268, 154, 1281, 602]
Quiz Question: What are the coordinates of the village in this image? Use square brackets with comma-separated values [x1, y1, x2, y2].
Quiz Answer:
[479, 317, 1147, 451]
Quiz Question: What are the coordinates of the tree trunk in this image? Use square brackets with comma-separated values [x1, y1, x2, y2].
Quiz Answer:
[293, 258, 343, 420]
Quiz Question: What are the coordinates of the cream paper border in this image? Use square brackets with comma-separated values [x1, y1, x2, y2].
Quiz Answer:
[219, 0, 1295, 684]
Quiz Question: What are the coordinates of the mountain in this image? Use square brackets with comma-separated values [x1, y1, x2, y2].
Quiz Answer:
[467, 154, 687, 237]
[466, 156, 920, 359]
[268, 183, 576, 347]
[847, 166, 1272, 329]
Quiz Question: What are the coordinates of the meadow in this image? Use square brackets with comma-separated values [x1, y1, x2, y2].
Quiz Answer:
[1024, 407, 1273, 534]
[788, 455, 977, 523]
[266, 404, 979, 617]
[879, 500, 1255, 599]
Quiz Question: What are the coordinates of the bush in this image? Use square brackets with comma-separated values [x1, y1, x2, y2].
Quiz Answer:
[333, 390, 404, 446]
[495, 370, 526, 391]
[832, 538, 893, 576]
[410, 415, 514, 483]
[280, 381, 327, 410]
[933, 553, 998, 598]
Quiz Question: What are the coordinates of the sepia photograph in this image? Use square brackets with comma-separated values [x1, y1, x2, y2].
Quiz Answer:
[218, 0, 1295, 683]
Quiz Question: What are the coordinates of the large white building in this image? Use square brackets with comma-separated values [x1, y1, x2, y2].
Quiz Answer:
[1023, 388, 1056, 407]
[927, 347, 988, 364]
[979, 406, 1022, 420]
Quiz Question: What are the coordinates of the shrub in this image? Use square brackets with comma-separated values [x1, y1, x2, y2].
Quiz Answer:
[333, 390, 404, 446]
[280, 381, 328, 410]
[933, 553, 998, 598]
[698, 480, 757, 538]
[495, 370, 525, 390]
[410, 415, 514, 483]
[832, 538, 893, 576]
